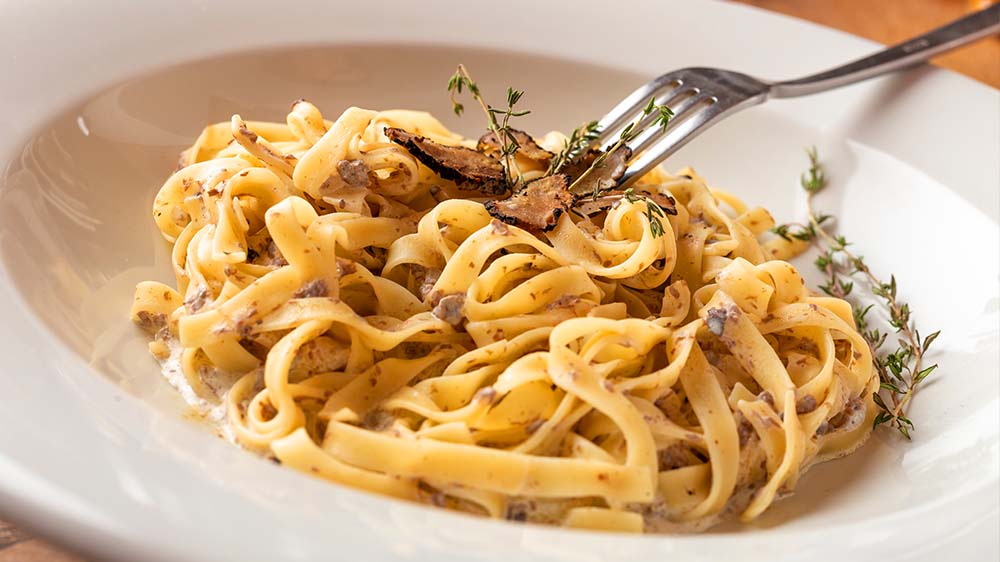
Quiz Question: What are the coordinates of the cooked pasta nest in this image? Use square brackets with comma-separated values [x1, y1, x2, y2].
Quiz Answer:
[131, 101, 876, 533]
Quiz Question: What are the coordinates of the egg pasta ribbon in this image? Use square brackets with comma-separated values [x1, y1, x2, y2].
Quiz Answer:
[131, 101, 876, 533]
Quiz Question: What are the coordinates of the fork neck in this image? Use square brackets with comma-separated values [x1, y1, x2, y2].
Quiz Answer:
[768, 4, 1000, 99]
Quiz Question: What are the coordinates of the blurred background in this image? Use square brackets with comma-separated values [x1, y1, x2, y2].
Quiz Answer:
[732, 0, 1000, 87]
[1, 1, 997, 561]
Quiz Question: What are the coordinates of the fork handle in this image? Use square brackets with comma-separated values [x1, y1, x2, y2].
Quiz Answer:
[769, 4, 1000, 98]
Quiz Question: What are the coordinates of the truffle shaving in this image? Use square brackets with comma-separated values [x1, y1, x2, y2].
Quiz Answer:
[574, 190, 678, 217]
[561, 145, 632, 196]
[485, 174, 573, 232]
[477, 128, 553, 166]
[385, 127, 506, 195]
[336, 159, 372, 188]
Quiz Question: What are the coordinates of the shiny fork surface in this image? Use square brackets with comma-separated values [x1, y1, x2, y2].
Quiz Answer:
[601, 3, 1000, 187]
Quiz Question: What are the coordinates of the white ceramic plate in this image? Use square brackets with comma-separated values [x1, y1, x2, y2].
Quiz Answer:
[0, 1, 997, 560]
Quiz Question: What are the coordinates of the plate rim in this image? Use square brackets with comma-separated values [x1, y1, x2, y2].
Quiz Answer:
[0, 1, 997, 561]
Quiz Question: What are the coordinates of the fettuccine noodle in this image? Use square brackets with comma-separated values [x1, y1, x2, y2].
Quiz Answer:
[131, 101, 876, 533]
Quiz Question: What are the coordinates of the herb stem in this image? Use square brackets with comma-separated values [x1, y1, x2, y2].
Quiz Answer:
[448, 64, 527, 190]
[548, 121, 600, 175]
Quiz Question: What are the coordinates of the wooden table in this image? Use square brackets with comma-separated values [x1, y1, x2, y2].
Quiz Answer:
[736, 0, 999, 88]
[0, 520, 83, 562]
[1, 2, 997, 561]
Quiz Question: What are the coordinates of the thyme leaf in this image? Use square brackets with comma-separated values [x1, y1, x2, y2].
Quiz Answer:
[801, 145, 825, 193]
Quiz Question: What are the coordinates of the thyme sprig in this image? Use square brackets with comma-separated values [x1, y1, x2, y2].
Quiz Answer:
[548, 120, 600, 174]
[447, 64, 531, 188]
[622, 187, 667, 237]
[568, 97, 674, 198]
[779, 147, 940, 439]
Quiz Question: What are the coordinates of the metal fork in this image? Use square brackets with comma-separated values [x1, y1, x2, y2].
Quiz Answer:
[599, 4, 1000, 187]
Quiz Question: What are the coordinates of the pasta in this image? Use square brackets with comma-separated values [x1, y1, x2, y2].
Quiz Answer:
[130, 101, 877, 533]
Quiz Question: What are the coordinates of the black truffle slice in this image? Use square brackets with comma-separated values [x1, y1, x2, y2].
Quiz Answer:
[477, 128, 553, 166]
[485, 174, 573, 232]
[560, 145, 632, 196]
[385, 127, 506, 195]
[573, 190, 678, 217]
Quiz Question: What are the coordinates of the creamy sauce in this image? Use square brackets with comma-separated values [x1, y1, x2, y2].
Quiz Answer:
[159, 341, 237, 445]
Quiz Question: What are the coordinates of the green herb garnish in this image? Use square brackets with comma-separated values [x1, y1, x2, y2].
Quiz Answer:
[548, 120, 601, 174]
[447, 67, 672, 238]
[622, 187, 667, 238]
[448, 64, 531, 189]
[569, 97, 674, 199]
[787, 147, 940, 439]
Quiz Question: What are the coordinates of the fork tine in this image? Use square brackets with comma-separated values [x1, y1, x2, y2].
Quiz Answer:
[595, 67, 770, 185]
[594, 73, 683, 146]
[620, 105, 725, 187]
[627, 92, 716, 155]
[600, 86, 699, 151]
